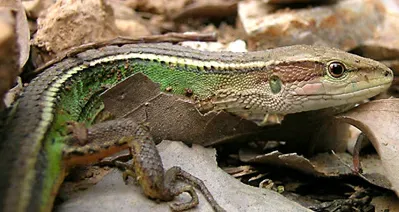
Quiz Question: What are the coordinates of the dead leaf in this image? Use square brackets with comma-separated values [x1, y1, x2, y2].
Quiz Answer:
[101, 73, 261, 146]
[239, 147, 393, 191]
[335, 99, 399, 196]
[371, 194, 399, 211]
[223, 165, 260, 178]
[240, 150, 320, 175]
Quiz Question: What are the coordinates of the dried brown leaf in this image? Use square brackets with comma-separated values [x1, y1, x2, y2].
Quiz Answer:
[336, 99, 399, 196]
[240, 149, 392, 190]
[240, 150, 320, 175]
[101, 73, 261, 146]
[371, 195, 399, 211]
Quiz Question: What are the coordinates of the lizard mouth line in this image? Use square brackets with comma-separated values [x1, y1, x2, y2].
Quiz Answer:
[293, 80, 392, 97]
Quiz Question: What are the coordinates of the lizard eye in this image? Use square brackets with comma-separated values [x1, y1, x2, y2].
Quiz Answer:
[328, 62, 346, 78]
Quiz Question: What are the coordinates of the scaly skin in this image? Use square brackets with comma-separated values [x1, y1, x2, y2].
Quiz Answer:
[62, 119, 226, 211]
[0, 43, 393, 212]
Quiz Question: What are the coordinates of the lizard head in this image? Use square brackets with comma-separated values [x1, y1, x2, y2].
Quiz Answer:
[206, 45, 393, 125]
[271, 45, 393, 114]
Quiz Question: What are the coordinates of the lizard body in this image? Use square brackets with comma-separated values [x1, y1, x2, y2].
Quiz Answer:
[0, 43, 393, 212]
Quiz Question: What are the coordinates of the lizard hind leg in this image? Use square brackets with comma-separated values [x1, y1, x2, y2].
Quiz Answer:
[63, 118, 225, 211]
[113, 160, 138, 185]
[164, 166, 226, 212]
[163, 167, 199, 211]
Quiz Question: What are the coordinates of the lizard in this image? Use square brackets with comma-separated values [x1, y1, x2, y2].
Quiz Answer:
[0, 43, 393, 212]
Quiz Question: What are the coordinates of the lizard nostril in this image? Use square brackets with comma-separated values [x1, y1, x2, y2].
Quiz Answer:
[384, 69, 392, 77]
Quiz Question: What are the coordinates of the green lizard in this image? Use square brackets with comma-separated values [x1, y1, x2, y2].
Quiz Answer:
[0, 43, 393, 212]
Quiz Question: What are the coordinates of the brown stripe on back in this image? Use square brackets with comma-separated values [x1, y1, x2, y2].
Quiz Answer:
[269, 61, 325, 83]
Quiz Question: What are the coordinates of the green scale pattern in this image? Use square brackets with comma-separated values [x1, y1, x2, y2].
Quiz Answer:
[41, 58, 228, 209]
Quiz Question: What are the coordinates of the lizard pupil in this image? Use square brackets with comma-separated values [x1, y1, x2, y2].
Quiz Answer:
[328, 62, 346, 78]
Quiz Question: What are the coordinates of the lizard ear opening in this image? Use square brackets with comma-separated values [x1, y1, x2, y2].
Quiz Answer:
[269, 75, 282, 94]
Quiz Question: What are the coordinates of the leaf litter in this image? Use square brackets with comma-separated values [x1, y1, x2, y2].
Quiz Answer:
[2, 0, 399, 211]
